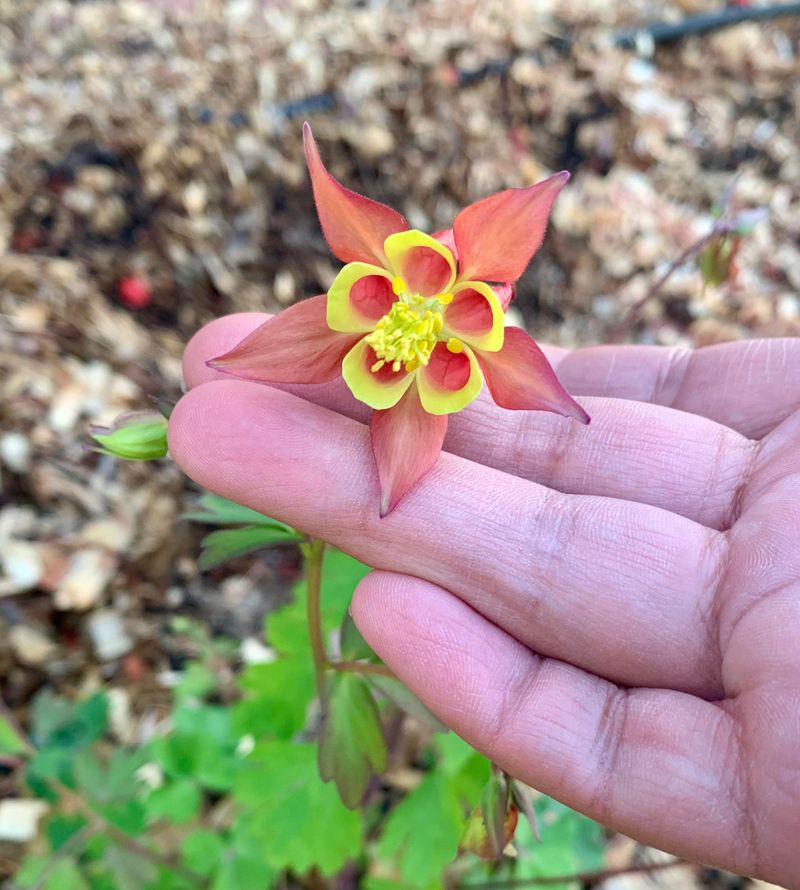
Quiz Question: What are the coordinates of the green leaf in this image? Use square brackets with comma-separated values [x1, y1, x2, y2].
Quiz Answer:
[181, 829, 226, 877]
[103, 845, 157, 890]
[145, 779, 202, 823]
[378, 773, 464, 887]
[211, 854, 271, 890]
[339, 610, 374, 661]
[234, 658, 314, 740]
[699, 235, 736, 287]
[318, 672, 387, 809]
[50, 861, 90, 890]
[447, 752, 492, 806]
[46, 814, 89, 851]
[198, 526, 299, 570]
[30, 691, 108, 749]
[14, 855, 50, 887]
[460, 774, 516, 860]
[320, 549, 371, 626]
[363, 880, 409, 890]
[175, 662, 218, 700]
[233, 741, 361, 876]
[150, 705, 239, 792]
[367, 675, 448, 732]
[182, 493, 295, 529]
[435, 732, 478, 776]
[90, 412, 168, 461]
[72, 749, 105, 796]
[491, 797, 605, 889]
[72, 749, 145, 806]
[0, 711, 26, 755]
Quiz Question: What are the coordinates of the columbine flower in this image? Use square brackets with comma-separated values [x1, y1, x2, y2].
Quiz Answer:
[210, 124, 589, 515]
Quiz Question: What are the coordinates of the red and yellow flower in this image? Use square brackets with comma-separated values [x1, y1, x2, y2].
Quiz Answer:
[210, 124, 589, 515]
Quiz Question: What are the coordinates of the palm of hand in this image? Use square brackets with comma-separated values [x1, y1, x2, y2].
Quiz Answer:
[170, 315, 800, 887]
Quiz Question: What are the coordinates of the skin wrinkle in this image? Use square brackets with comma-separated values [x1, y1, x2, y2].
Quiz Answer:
[735, 411, 800, 515]
[651, 346, 693, 407]
[586, 685, 630, 826]
[725, 702, 761, 877]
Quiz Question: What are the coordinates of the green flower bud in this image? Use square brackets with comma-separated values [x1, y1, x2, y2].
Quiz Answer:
[89, 411, 168, 461]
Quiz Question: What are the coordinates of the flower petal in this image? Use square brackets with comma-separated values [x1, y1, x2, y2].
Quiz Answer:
[453, 172, 570, 283]
[383, 230, 457, 297]
[493, 283, 514, 311]
[371, 386, 448, 517]
[341, 338, 414, 410]
[416, 342, 483, 415]
[442, 280, 505, 352]
[327, 262, 395, 332]
[208, 295, 358, 385]
[431, 227, 458, 263]
[303, 123, 408, 265]
[476, 326, 589, 423]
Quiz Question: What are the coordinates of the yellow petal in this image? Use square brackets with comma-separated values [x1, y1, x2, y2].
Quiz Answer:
[342, 338, 414, 410]
[442, 280, 505, 353]
[327, 262, 395, 333]
[383, 230, 457, 297]
[417, 343, 483, 415]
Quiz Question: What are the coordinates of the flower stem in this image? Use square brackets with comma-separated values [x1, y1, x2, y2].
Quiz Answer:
[305, 537, 328, 701]
[458, 858, 689, 888]
[329, 660, 395, 678]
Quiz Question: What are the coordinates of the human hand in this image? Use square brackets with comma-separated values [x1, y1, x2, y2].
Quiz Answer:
[169, 313, 800, 887]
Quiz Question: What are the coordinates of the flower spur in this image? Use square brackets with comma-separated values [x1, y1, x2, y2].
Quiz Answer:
[209, 124, 589, 516]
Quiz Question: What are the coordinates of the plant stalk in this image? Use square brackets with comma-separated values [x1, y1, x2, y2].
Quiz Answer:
[329, 660, 395, 678]
[305, 537, 328, 701]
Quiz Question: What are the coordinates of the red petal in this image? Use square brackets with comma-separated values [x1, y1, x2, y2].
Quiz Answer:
[453, 172, 570, 283]
[493, 283, 514, 311]
[432, 227, 458, 262]
[371, 386, 448, 516]
[208, 295, 358, 385]
[476, 326, 589, 423]
[303, 123, 409, 265]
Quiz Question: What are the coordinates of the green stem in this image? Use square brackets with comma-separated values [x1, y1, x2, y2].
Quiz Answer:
[458, 858, 689, 888]
[329, 660, 395, 678]
[305, 538, 328, 700]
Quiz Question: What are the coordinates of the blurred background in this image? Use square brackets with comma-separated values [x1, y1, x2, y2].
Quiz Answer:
[1, 0, 799, 887]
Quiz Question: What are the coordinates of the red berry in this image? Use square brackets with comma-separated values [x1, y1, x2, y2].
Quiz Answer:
[117, 276, 151, 309]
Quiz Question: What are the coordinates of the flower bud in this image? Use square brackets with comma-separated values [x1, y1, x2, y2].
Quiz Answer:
[89, 411, 168, 461]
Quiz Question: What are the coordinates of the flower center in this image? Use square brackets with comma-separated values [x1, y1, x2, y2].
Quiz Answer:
[365, 277, 456, 373]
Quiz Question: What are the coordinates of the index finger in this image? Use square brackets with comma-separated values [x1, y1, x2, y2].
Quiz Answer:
[556, 340, 800, 439]
[183, 314, 800, 439]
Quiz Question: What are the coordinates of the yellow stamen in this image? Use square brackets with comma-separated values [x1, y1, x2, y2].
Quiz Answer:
[392, 276, 407, 296]
[437, 292, 454, 305]
[447, 337, 463, 354]
[366, 297, 443, 373]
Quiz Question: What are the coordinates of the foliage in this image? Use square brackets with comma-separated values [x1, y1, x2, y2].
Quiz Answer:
[7, 496, 606, 888]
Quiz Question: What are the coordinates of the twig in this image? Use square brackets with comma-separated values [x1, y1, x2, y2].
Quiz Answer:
[329, 660, 396, 679]
[46, 778, 204, 887]
[608, 225, 722, 341]
[27, 825, 93, 890]
[615, 2, 800, 49]
[459, 857, 690, 888]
